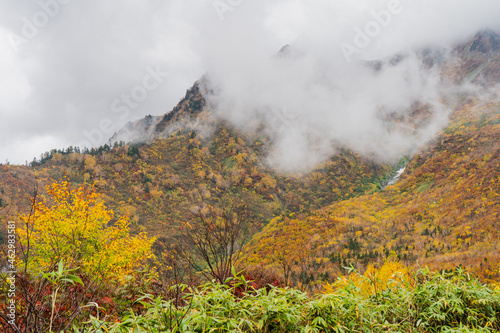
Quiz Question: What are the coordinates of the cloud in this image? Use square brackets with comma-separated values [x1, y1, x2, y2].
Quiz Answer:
[203, 48, 449, 171]
[195, 0, 500, 171]
[0, 0, 499, 166]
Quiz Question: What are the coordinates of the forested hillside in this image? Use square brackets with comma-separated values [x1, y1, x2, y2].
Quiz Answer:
[0, 84, 392, 249]
[244, 97, 500, 288]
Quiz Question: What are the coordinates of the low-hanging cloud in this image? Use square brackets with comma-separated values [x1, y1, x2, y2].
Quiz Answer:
[0, 0, 499, 166]
[204, 48, 449, 171]
[196, 0, 500, 172]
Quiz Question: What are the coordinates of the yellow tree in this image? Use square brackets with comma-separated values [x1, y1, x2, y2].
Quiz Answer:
[18, 181, 155, 282]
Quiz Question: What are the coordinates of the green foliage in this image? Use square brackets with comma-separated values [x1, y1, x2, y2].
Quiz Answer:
[79, 269, 500, 332]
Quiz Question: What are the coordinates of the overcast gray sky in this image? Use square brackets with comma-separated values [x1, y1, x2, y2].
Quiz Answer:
[1, 0, 499, 165]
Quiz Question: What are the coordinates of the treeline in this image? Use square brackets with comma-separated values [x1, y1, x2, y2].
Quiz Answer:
[28, 141, 127, 167]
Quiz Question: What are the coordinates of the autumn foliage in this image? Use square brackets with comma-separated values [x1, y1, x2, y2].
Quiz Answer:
[243, 98, 500, 289]
[18, 181, 155, 282]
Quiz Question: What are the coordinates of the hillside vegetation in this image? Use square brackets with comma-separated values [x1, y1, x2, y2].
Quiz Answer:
[244, 98, 500, 287]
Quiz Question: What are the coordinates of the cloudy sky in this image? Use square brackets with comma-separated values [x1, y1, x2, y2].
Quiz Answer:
[0, 0, 499, 165]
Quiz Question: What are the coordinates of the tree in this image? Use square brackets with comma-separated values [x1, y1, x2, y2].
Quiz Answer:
[180, 196, 253, 284]
[18, 181, 155, 282]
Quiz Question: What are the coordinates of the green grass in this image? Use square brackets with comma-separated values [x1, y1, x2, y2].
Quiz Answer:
[417, 180, 434, 193]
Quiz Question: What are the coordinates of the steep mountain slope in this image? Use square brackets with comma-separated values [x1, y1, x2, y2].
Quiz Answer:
[243, 97, 500, 285]
[1, 31, 499, 286]
[109, 80, 209, 145]
[239, 31, 500, 287]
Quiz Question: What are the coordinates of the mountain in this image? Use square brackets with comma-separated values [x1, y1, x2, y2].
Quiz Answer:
[454, 30, 500, 58]
[109, 80, 209, 145]
[0, 79, 392, 247]
[1, 31, 499, 287]
[243, 97, 500, 286]
[443, 30, 500, 85]
[241, 31, 500, 286]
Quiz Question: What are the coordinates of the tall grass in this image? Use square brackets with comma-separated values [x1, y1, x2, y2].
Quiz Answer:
[80, 267, 500, 333]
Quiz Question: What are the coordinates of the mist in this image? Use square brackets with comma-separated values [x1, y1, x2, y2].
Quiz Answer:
[203, 47, 451, 171]
[1, 0, 499, 167]
[198, 0, 500, 172]
[199, 1, 498, 172]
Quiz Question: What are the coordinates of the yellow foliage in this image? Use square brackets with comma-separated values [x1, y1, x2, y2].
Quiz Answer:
[324, 261, 412, 296]
[84, 155, 97, 169]
[18, 181, 155, 283]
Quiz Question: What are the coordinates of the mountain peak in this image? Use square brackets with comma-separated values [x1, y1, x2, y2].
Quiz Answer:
[454, 29, 500, 57]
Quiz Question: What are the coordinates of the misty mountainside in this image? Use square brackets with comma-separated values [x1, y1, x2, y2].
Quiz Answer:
[0, 78, 393, 248]
[443, 29, 500, 86]
[110, 31, 500, 170]
[0, 30, 499, 284]
[0, 115, 391, 247]
[240, 31, 500, 286]
[244, 97, 499, 284]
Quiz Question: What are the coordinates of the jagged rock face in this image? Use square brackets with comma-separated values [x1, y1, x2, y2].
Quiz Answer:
[153, 81, 207, 135]
[416, 48, 447, 69]
[454, 30, 500, 57]
[363, 48, 446, 73]
[109, 81, 209, 145]
[108, 115, 162, 145]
